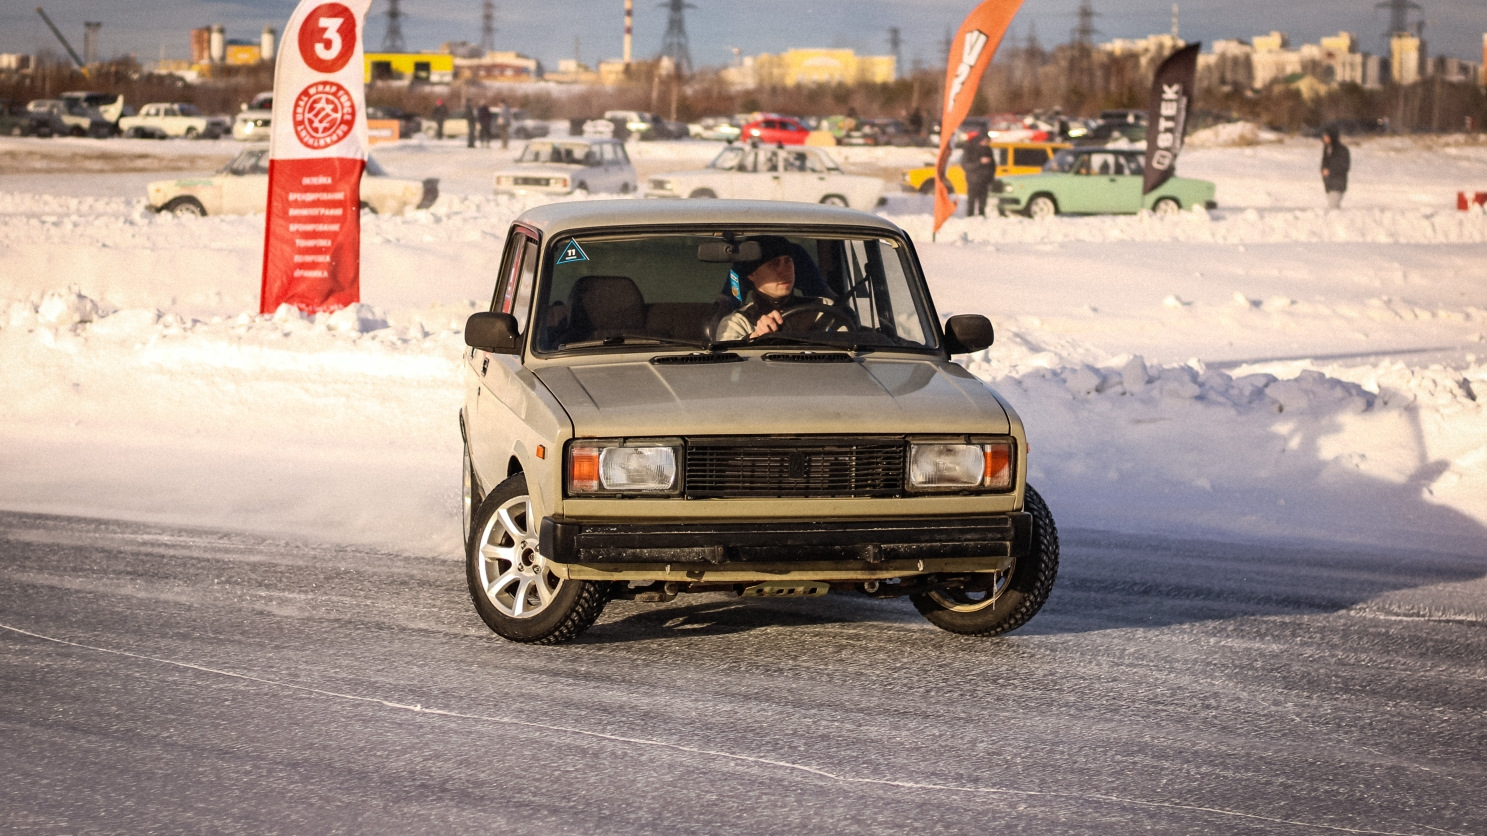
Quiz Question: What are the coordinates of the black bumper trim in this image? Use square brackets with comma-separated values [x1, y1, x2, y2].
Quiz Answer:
[540, 514, 1031, 566]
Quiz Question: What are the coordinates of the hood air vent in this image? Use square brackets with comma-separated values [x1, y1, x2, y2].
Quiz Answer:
[651, 352, 745, 365]
[762, 352, 854, 363]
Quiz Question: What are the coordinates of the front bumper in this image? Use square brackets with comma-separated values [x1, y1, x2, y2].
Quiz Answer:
[540, 513, 1030, 581]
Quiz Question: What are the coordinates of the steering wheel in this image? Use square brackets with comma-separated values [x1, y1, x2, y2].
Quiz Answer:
[776, 302, 856, 332]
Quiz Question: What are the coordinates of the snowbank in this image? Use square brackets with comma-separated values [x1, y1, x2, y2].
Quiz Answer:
[3, 137, 1486, 556]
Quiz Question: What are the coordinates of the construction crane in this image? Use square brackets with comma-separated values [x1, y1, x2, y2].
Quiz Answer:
[35, 6, 86, 69]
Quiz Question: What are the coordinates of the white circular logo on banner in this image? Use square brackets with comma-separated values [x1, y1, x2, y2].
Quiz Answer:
[292, 81, 356, 150]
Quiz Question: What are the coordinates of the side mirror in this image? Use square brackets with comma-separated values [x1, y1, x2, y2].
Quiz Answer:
[464, 312, 521, 354]
[943, 314, 994, 355]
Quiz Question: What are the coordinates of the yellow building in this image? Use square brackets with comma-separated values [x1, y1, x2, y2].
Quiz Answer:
[751, 49, 896, 87]
[1390, 33, 1424, 85]
[364, 52, 456, 84]
[225, 43, 262, 65]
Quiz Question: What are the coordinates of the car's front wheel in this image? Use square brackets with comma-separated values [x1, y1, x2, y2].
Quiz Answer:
[466, 473, 609, 644]
[161, 196, 206, 217]
[688, 188, 717, 199]
[1152, 197, 1181, 215]
[1026, 194, 1058, 219]
[911, 484, 1059, 636]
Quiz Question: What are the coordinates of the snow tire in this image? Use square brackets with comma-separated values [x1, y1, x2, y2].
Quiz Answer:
[911, 484, 1059, 636]
[466, 473, 608, 644]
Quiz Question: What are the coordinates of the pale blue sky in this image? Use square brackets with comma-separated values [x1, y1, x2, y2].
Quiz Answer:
[3, 1, 1482, 70]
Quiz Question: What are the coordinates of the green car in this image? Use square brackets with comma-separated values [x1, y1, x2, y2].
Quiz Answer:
[997, 148, 1216, 218]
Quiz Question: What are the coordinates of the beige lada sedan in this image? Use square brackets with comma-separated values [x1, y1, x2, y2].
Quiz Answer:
[461, 199, 1058, 644]
[146, 145, 438, 217]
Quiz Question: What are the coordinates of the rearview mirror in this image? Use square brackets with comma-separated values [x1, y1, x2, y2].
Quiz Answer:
[943, 314, 994, 355]
[464, 312, 520, 354]
[698, 240, 762, 263]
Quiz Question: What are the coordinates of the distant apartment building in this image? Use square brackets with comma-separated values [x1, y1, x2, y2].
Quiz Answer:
[0, 53, 33, 72]
[722, 49, 895, 88]
[1391, 32, 1424, 85]
[1199, 30, 1395, 91]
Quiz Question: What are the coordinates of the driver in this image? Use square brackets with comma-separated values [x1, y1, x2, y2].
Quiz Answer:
[714, 236, 851, 341]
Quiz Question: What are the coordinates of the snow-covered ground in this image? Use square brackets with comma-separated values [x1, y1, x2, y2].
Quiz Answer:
[3, 134, 1485, 556]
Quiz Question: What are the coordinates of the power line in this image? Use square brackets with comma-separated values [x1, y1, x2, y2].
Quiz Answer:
[658, 0, 694, 76]
[381, 0, 406, 53]
[480, 1, 495, 53]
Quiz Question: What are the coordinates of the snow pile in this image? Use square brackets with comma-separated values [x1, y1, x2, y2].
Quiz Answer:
[1187, 121, 1285, 148]
[3, 137, 1486, 555]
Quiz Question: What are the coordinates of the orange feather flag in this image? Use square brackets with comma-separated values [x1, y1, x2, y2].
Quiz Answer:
[934, 0, 1024, 237]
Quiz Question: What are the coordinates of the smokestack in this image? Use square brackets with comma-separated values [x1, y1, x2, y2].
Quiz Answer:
[262, 25, 276, 62]
[624, 0, 633, 65]
[209, 24, 225, 63]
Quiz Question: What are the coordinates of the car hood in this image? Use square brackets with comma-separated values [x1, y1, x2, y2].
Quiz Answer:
[535, 354, 1009, 438]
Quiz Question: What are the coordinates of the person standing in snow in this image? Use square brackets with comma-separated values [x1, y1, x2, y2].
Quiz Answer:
[962, 132, 996, 218]
[431, 99, 449, 140]
[1321, 126, 1350, 209]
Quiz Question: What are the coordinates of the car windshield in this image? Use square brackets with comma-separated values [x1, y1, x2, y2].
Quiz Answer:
[532, 230, 939, 355]
[518, 142, 594, 165]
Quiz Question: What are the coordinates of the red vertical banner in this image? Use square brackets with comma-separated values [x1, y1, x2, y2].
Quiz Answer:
[933, 0, 1024, 237]
[260, 0, 372, 314]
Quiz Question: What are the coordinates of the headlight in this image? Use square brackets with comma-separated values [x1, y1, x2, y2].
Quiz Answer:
[567, 439, 681, 495]
[907, 439, 1015, 492]
[495, 175, 512, 186]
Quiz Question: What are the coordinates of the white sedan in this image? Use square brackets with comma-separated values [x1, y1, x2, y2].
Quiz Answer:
[146, 145, 438, 217]
[645, 145, 884, 210]
[492, 138, 637, 196]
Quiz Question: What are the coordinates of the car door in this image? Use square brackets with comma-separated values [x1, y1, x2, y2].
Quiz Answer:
[221, 149, 270, 213]
[1061, 152, 1123, 213]
[758, 147, 789, 201]
[469, 227, 540, 495]
[1108, 154, 1144, 212]
[776, 148, 829, 203]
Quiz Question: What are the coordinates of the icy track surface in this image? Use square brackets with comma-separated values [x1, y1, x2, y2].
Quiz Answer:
[1, 134, 1486, 556]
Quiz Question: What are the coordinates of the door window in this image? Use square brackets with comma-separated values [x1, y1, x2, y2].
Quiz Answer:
[1012, 147, 1048, 168]
[493, 228, 539, 336]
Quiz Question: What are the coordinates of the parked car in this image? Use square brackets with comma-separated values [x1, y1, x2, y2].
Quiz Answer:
[900, 141, 1071, 195]
[233, 92, 273, 141]
[1072, 121, 1147, 146]
[688, 115, 742, 142]
[492, 138, 637, 196]
[145, 145, 438, 216]
[459, 199, 1058, 644]
[60, 91, 126, 125]
[365, 106, 423, 140]
[740, 116, 812, 146]
[26, 99, 112, 137]
[647, 144, 884, 210]
[604, 110, 688, 141]
[839, 117, 927, 147]
[996, 147, 1216, 217]
[119, 102, 229, 139]
[1, 100, 63, 136]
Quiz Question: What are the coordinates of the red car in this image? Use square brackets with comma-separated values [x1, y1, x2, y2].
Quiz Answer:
[741, 116, 811, 146]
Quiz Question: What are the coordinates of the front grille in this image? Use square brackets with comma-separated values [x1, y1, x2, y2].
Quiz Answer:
[685, 437, 905, 499]
[513, 176, 551, 187]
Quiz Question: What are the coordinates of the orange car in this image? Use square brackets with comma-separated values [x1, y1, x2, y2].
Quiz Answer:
[900, 141, 1070, 194]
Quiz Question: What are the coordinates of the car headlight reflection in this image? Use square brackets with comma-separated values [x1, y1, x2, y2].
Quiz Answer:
[567, 439, 680, 495]
[907, 439, 1015, 492]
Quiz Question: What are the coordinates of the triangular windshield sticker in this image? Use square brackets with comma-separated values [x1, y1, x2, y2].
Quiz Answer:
[556, 239, 589, 264]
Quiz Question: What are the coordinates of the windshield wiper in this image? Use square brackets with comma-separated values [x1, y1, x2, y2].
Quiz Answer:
[560, 333, 713, 350]
[722, 333, 875, 353]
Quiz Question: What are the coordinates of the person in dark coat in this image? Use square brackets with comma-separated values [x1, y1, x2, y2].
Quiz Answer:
[464, 103, 477, 148]
[477, 104, 493, 148]
[431, 99, 449, 139]
[1321, 126, 1350, 209]
[962, 132, 996, 217]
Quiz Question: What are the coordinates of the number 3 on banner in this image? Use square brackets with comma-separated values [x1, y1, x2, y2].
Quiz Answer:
[299, 3, 356, 73]
[315, 19, 343, 61]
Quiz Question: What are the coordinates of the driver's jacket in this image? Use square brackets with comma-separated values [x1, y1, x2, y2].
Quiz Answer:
[714, 293, 849, 342]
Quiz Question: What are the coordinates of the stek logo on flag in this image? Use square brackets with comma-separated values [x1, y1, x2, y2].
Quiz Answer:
[260, 0, 372, 314]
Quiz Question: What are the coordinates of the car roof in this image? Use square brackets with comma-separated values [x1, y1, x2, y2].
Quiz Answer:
[514, 199, 903, 240]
